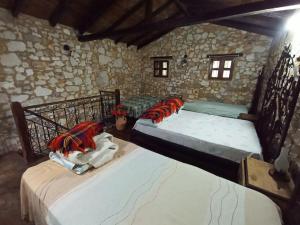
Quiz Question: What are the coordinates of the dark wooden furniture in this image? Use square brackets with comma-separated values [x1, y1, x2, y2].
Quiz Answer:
[131, 129, 239, 181]
[239, 157, 293, 210]
[239, 157, 300, 225]
[238, 113, 258, 122]
[257, 44, 300, 162]
[11, 89, 120, 163]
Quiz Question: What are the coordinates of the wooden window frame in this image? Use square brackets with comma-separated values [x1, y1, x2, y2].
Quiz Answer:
[153, 59, 169, 78]
[207, 53, 242, 81]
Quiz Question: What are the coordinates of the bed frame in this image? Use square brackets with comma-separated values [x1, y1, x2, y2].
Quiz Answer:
[257, 44, 300, 162]
[131, 44, 300, 180]
[11, 89, 120, 163]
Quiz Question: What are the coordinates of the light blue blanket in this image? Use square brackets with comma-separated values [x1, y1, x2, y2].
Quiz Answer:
[183, 101, 248, 118]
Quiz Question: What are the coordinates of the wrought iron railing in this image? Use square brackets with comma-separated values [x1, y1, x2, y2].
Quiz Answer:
[11, 89, 120, 162]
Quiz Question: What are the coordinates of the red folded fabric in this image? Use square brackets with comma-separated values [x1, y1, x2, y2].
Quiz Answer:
[140, 97, 184, 124]
[48, 121, 103, 156]
[166, 97, 184, 112]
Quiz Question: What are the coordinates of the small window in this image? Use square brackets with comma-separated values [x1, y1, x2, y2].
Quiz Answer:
[207, 53, 242, 80]
[154, 60, 169, 78]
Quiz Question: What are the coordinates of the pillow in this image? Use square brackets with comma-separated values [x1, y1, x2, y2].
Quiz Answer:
[48, 121, 103, 156]
[182, 101, 248, 118]
[140, 107, 165, 124]
[166, 97, 184, 112]
[139, 98, 184, 124]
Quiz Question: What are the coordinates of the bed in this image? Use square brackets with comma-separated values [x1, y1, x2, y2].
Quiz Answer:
[134, 110, 261, 163]
[182, 100, 248, 118]
[21, 137, 283, 225]
[122, 96, 161, 118]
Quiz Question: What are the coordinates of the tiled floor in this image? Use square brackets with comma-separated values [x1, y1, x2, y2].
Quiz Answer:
[0, 152, 33, 225]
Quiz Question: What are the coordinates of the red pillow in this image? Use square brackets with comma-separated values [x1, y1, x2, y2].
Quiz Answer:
[140, 107, 165, 124]
[166, 98, 184, 112]
[48, 121, 103, 156]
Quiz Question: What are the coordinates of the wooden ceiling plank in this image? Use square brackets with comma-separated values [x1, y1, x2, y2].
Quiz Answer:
[104, 0, 147, 33]
[232, 14, 284, 28]
[78, 0, 300, 42]
[77, 0, 117, 34]
[145, 0, 153, 20]
[118, 0, 174, 43]
[137, 11, 181, 48]
[174, 0, 189, 16]
[11, 0, 25, 17]
[214, 20, 278, 37]
[49, 0, 69, 27]
[127, 31, 152, 46]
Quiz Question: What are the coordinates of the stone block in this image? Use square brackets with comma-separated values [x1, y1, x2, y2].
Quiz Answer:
[0, 53, 21, 67]
[6, 41, 26, 52]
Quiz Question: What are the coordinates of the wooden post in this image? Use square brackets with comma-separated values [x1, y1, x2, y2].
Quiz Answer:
[100, 94, 105, 121]
[115, 89, 121, 105]
[10, 102, 34, 163]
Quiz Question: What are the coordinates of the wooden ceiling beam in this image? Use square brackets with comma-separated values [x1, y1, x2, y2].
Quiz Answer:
[11, 0, 25, 17]
[140, 0, 175, 24]
[174, 0, 189, 16]
[214, 20, 278, 37]
[137, 11, 181, 49]
[104, 0, 147, 33]
[233, 14, 284, 28]
[126, 32, 152, 46]
[77, 0, 117, 34]
[118, 0, 174, 43]
[145, 0, 153, 20]
[49, 0, 69, 27]
[78, 0, 300, 42]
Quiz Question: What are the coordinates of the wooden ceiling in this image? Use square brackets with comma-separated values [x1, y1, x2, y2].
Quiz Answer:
[0, 0, 300, 49]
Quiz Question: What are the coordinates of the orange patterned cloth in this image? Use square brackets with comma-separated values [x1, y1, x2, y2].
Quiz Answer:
[48, 121, 103, 156]
[140, 97, 184, 123]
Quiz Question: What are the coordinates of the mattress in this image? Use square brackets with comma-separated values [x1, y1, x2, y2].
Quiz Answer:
[134, 110, 262, 163]
[183, 101, 248, 118]
[21, 138, 281, 225]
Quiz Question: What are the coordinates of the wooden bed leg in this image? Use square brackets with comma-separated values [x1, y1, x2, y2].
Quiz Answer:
[115, 89, 121, 105]
[10, 102, 34, 163]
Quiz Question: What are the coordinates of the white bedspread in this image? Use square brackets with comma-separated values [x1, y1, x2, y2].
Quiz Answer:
[22, 145, 281, 225]
[134, 110, 262, 163]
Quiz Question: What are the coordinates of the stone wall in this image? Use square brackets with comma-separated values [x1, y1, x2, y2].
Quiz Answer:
[0, 7, 284, 157]
[0, 8, 141, 155]
[139, 23, 272, 106]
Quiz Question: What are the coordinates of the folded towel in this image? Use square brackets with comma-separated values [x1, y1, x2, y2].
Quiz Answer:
[49, 132, 119, 174]
[67, 132, 119, 168]
[49, 152, 90, 175]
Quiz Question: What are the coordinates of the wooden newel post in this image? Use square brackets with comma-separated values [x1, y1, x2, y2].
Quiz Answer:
[10, 102, 34, 163]
[115, 89, 121, 105]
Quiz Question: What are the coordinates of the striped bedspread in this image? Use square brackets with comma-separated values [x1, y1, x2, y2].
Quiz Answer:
[122, 96, 161, 118]
[21, 138, 282, 225]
